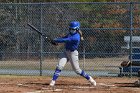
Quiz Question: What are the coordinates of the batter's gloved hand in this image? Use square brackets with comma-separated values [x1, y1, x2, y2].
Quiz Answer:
[50, 40, 58, 46]
[44, 36, 58, 46]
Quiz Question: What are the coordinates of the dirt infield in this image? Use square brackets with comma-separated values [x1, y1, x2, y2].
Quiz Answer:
[0, 75, 140, 93]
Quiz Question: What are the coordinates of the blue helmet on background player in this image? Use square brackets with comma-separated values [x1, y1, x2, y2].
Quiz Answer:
[69, 21, 80, 30]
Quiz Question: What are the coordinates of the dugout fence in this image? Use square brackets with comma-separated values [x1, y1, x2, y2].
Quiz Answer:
[0, 2, 140, 77]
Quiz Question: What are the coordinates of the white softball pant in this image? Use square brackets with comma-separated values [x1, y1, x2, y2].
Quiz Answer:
[57, 50, 82, 75]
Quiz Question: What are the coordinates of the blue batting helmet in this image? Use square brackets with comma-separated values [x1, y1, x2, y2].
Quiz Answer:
[69, 21, 80, 29]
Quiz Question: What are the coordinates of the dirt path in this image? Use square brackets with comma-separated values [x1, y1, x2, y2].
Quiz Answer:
[0, 75, 139, 93]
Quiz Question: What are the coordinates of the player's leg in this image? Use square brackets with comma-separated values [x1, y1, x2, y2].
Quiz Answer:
[69, 50, 89, 79]
[50, 52, 68, 86]
[69, 50, 96, 86]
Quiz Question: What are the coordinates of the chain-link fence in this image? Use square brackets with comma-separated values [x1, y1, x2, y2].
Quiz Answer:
[0, 2, 140, 76]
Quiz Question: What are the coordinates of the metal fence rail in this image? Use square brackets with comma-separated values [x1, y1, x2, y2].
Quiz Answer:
[0, 2, 140, 76]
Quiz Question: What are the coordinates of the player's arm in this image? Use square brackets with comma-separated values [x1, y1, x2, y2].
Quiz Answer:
[53, 35, 78, 43]
[53, 34, 70, 43]
[53, 37, 71, 43]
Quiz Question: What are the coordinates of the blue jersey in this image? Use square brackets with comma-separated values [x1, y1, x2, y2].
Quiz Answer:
[54, 32, 80, 51]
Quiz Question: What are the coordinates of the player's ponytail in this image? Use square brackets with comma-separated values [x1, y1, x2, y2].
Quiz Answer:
[77, 30, 84, 41]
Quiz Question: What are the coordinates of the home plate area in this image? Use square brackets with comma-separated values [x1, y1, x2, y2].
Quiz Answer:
[23, 82, 137, 93]
[25, 83, 115, 93]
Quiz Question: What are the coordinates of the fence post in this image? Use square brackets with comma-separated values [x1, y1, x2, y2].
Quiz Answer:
[40, 3, 43, 76]
[83, 41, 86, 70]
[129, 2, 133, 77]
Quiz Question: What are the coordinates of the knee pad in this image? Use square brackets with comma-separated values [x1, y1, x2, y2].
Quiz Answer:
[56, 65, 64, 70]
[74, 69, 82, 75]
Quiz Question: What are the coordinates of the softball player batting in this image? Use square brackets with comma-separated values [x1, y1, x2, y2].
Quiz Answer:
[50, 21, 96, 87]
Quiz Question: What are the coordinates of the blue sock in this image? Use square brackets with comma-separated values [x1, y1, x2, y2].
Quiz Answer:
[80, 70, 90, 80]
[52, 68, 61, 81]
